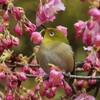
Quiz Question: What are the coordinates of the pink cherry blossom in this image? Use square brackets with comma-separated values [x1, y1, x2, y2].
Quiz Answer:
[88, 7, 100, 20]
[56, 25, 68, 37]
[74, 20, 86, 32]
[36, 0, 65, 26]
[49, 69, 64, 86]
[31, 32, 43, 44]
[82, 28, 92, 46]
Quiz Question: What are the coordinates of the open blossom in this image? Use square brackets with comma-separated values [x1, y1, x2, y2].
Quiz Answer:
[36, 0, 65, 26]
[56, 25, 68, 37]
[14, 23, 22, 36]
[31, 32, 43, 44]
[88, 7, 100, 20]
[49, 69, 64, 86]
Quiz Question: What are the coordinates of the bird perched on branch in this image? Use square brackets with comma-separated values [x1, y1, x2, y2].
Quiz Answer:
[37, 28, 75, 74]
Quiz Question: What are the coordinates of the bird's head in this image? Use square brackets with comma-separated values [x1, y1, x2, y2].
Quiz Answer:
[42, 28, 69, 44]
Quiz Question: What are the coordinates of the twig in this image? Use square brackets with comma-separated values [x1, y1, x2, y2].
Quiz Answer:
[64, 73, 100, 80]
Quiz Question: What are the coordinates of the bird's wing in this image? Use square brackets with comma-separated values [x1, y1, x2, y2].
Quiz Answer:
[37, 42, 74, 74]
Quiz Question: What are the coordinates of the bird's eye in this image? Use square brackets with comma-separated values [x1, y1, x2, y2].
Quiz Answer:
[49, 32, 55, 36]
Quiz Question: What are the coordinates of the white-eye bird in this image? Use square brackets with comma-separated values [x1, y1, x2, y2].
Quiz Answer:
[37, 28, 75, 74]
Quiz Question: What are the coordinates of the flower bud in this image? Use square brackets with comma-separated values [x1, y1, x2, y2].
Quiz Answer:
[11, 36, 19, 46]
[88, 7, 100, 20]
[3, 11, 9, 21]
[83, 63, 91, 71]
[5, 92, 13, 100]
[14, 23, 22, 36]
[0, 23, 4, 33]
[31, 32, 43, 44]
[17, 72, 27, 81]
[0, 72, 5, 79]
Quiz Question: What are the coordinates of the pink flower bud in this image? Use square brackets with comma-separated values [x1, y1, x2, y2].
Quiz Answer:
[23, 65, 29, 72]
[7, 81, 14, 89]
[17, 72, 27, 81]
[0, 72, 5, 79]
[11, 75, 17, 81]
[87, 20, 94, 30]
[0, 23, 4, 33]
[83, 63, 91, 71]
[77, 80, 83, 86]
[83, 29, 92, 46]
[31, 32, 43, 44]
[86, 55, 92, 63]
[6, 92, 13, 100]
[35, 84, 40, 91]
[29, 92, 36, 99]
[64, 81, 72, 96]
[11, 7, 22, 20]
[89, 79, 96, 85]
[11, 36, 19, 46]
[76, 30, 83, 39]
[5, 35, 12, 48]
[3, 11, 9, 21]
[56, 25, 68, 37]
[0, 0, 7, 4]
[74, 20, 86, 32]
[14, 23, 22, 36]
[88, 7, 100, 20]
[51, 86, 57, 93]
[94, 34, 100, 47]
[24, 21, 36, 34]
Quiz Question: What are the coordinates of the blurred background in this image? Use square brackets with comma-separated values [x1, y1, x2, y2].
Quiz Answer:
[10, 0, 91, 99]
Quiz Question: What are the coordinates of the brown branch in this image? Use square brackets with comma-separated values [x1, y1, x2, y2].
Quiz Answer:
[64, 73, 100, 80]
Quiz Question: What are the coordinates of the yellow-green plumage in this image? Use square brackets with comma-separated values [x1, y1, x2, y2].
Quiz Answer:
[37, 28, 74, 74]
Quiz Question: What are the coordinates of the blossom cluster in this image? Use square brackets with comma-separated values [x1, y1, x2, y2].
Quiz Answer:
[74, 0, 100, 86]
[36, 0, 65, 27]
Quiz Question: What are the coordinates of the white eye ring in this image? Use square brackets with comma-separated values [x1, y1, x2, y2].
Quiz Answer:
[49, 32, 55, 36]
